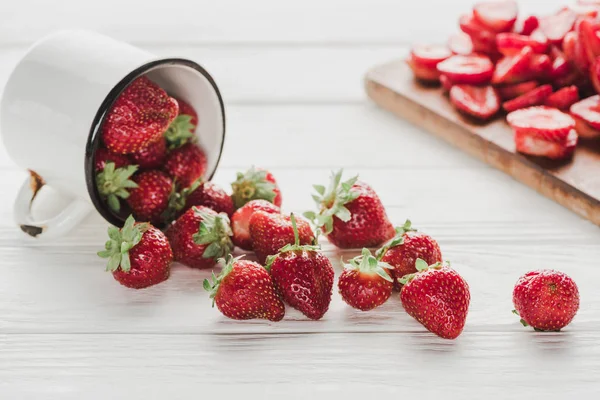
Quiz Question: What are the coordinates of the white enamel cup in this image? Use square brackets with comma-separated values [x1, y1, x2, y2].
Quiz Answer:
[0, 30, 226, 239]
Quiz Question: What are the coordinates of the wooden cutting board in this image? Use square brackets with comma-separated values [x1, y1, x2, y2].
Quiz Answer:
[365, 59, 600, 226]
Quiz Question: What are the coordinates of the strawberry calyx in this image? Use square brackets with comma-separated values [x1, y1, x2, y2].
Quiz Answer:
[192, 207, 234, 260]
[265, 213, 320, 270]
[95, 162, 139, 212]
[203, 254, 242, 306]
[303, 169, 360, 234]
[398, 258, 444, 285]
[164, 114, 195, 150]
[97, 215, 149, 273]
[512, 309, 529, 327]
[231, 167, 278, 209]
[375, 219, 416, 260]
[344, 248, 394, 282]
[162, 178, 204, 221]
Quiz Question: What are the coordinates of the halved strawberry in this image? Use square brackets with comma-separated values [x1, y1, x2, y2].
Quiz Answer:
[529, 54, 552, 79]
[570, 2, 600, 18]
[440, 74, 454, 92]
[410, 45, 452, 68]
[450, 84, 500, 120]
[574, 33, 592, 74]
[437, 55, 494, 84]
[539, 8, 577, 45]
[591, 56, 600, 93]
[573, 114, 600, 139]
[507, 106, 576, 138]
[448, 33, 474, 55]
[496, 32, 549, 55]
[407, 57, 440, 82]
[502, 84, 553, 112]
[473, 0, 518, 33]
[492, 46, 532, 84]
[514, 16, 539, 36]
[570, 95, 600, 129]
[577, 18, 600, 65]
[544, 86, 580, 110]
[514, 129, 578, 159]
[497, 81, 539, 100]
[460, 13, 497, 43]
[471, 34, 499, 55]
[549, 47, 571, 81]
[562, 31, 579, 67]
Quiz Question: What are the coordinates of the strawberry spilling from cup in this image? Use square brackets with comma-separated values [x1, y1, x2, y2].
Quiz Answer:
[406, 0, 600, 160]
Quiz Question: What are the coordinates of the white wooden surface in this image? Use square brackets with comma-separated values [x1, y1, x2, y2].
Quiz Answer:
[1, 0, 599, 398]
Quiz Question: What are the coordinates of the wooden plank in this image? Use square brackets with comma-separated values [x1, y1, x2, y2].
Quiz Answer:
[365, 61, 600, 226]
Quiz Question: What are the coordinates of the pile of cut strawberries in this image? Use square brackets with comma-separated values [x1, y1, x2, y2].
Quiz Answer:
[407, 0, 600, 159]
[95, 67, 580, 340]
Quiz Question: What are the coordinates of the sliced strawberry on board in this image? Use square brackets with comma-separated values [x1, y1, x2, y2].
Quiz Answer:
[573, 114, 600, 139]
[502, 84, 553, 112]
[410, 45, 452, 68]
[497, 81, 539, 100]
[549, 47, 571, 81]
[591, 56, 600, 93]
[459, 13, 497, 42]
[544, 86, 580, 110]
[473, 0, 518, 33]
[570, 95, 600, 129]
[407, 57, 440, 82]
[496, 32, 549, 55]
[471, 34, 499, 55]
[507, 106, 576, 138]
[570, 2, 600, 18]
[514, 129, 578, 160]
[448, 33, 474, 55]
[573, 33, 592, 74]
[562, 31, 579, 67]
[492, 46, 532, 84]
[539, 8, 577, 45]
[440, 74, 454, 92]
[529, 54, 552, 79]
[437, 55, 494, 85]
[449, 84, 500, 120]
[578, 18, 600, 65]
[514, 16, 539, 36]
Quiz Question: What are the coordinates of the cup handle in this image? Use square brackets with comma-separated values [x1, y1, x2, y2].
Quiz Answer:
[14, 171, 92, 239]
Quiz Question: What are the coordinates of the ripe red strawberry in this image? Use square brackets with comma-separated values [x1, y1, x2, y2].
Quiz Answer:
[544, 86, 580, 110]
[496, 31, 549, 55]
[98, 215, 172, 289]
[95, 148, 131, 172]
[204, 255, 285, 322]
[440, 74, 454, 92]
[514, 16, 539, 36]
[102, 76, 179, 154]
[512, 269, 580, 331]
[496, 81, 539, 100]
[436, 55, 494, 85]
[164, 179, 234, 222]
[492, 46, 533, 85]
[502, 84, 553, 112]
[165, 206, 233, 269]
[130, 137, 167, 169]
[338, 248, 394, 311]
[164, 98, 198, 150]
[548, 47, 571, 81]
[127, 170, 173, 225]
[448, 33, 474, 56]
[410, 45, 452, 68]
[459, 13, 497, 45]
[231, 167, 282, 209]
[175, 98, 199, 127]
[473, 0, 518, 33]
[377, 220, 442, 291]
[249, 211, 314, 264]
[450, 84, 500, 120]
[573, 114, 600, 139]
[163, 143, 208, 187]
[529, 54, 552, 79]
[305, 170, 394, 249]
[231, 199, 280, 251]
[407, 57, 441, 82]
[539, 8, 577, 45]
[95, 162, 139, 213]
[577, 18, 600, 65]
[508, 106, 576, 137]
[514, 129, 578, 160]
[571, 95, 600, 129]
[400, 259, 470, 339]
[266, 214, 334, 320]
[591, 56, 600, 93]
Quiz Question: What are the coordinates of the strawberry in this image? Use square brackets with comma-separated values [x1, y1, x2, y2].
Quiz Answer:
[163, 143, 208, 187]
[338, 248, 394, 311]
[512, 269, 580, 331]
[377, 220, 442, 291]
[570, 95, 600, 129]
[204, 255, 285, 322]
[459, 13, 497, 45]
[436, 55, 494, 85]
[544, 86, 580, 110]
[573, 114, 600, 139]
[175, 98, 199, 127]
[164, 98, 198, 150]
[497, 81, 539, 100]
[496, 32, 549, 55]
[440, 74, 454, 92]
[514, 129, 578, 160]
[502, 84, 553, 112]
[577, 18, 600, 65]
[548, 47, 571, 81]
[591, 56, 600, 93]
[102, 76, 179, 154]
[410, 45, 452, 68]
[231, 167, 282, 209]
[249, 211, 314, 264]
[130, 137, 167, 169]
[164, 179, 234, 222]
[473, 0, 518, 33]
[95, 148, 131, 171]
[507, 106, 576, 137]
[449, 84, 500, 120]
[492, 46, 533, 84]
[165, 206, 233, 269]
[539, 8, 577, 45]
[407, 57, 441, 82]
[562, 31, 580, 69]
[400, 259, 470, 340]
[514, 16, 539, 36]
[127, 170, 173, 225]
[448, 33, 474, 55]
[231, 200, 280, 251]
[95, 162, 139, 213]
[98, 215, 172, 289]
[266, 214, 334, 320]
[529, 54, 552, 79]
[305, 170, 394, 249]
